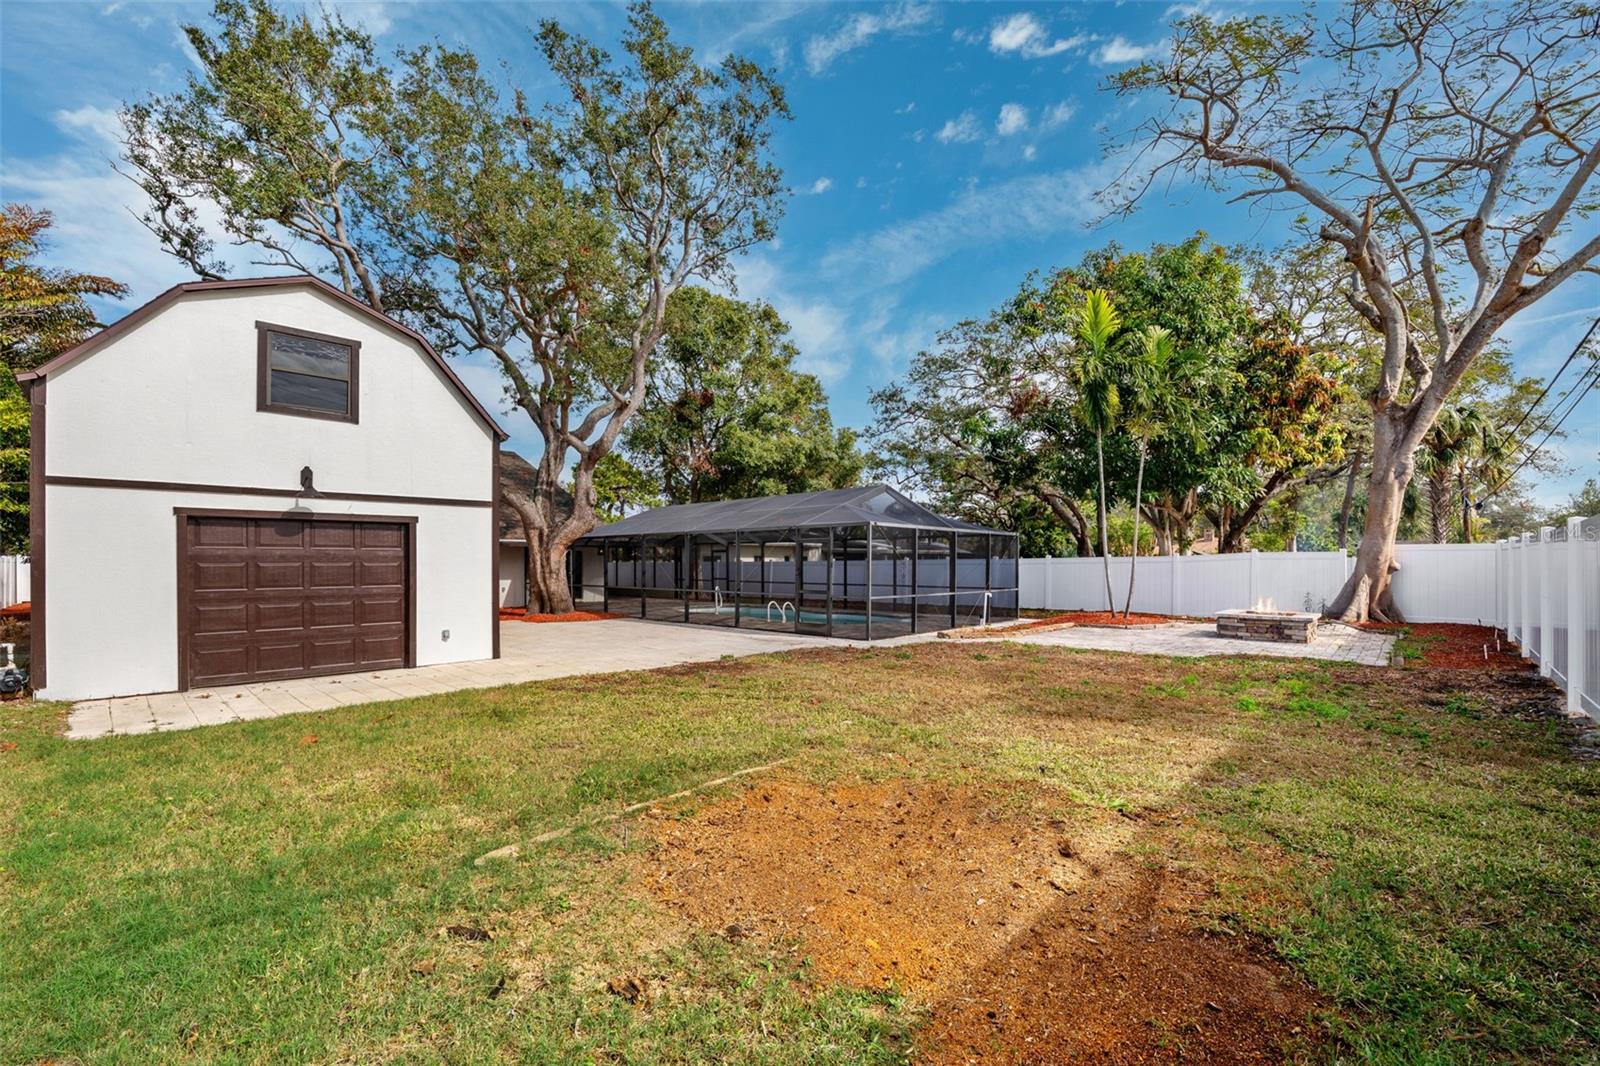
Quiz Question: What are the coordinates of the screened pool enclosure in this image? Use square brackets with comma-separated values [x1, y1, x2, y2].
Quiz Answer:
[576, 485, 1019, 640]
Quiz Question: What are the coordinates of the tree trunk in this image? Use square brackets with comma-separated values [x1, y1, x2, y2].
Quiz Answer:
[523, 534, 575, 615]
[1327, 414, 1413, 623]
[1458, 466, 1473, 544]
[1123, 444, 1147, 617]
[1095, 431, 1113, 611]
[1426, 472, 1449, 544]
[1337, 443, 1363, 550]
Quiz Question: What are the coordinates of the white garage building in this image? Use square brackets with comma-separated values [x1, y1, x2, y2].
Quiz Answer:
[21, 275, 507, 701]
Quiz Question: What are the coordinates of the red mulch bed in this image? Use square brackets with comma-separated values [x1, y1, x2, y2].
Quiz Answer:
[1356, 621, 1531, 671]
[498, 608, 622, 624]
[0, 601, 28, 619]
[1034, 610, 1174, 628]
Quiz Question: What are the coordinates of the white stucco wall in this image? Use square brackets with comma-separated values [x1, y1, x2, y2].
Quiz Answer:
[38, 285, 498, 700]
[498, 543, 527, 608]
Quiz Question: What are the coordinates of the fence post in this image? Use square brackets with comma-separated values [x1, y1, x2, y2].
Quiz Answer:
[1569, 517, 1586, 715]
[1042, 555, 1054, 611]
[1519, 532, 1533, 658]
[1171, 550, 1182, 617]
[1248, 549, 1258, 608]
[1539, 526, 1555, 676]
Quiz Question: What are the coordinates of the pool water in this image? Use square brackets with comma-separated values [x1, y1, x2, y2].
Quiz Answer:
[690, 605, 871, 626]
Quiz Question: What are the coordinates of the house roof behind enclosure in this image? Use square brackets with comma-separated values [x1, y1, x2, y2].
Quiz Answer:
[578, 484, 1009, 539]
[499, 451, 574, 542]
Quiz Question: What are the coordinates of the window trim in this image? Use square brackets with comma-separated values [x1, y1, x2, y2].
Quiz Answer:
[255, 320, 360, 423]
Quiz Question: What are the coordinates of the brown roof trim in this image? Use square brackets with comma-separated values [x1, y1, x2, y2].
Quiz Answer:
[18, 274, 508, 441]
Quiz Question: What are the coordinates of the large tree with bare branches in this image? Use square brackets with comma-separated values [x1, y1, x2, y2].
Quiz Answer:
[120, 0, 786, 614]
[1107, 0, 1600, 621]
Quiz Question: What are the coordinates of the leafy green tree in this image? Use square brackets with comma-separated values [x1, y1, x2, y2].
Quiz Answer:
[119, 1, 788, 613]
[589, 453, 661, 521]
[624, 287, 862, 504]
[0, 205, 127, 553]
[1109, 1, 1600, 621]
[121, 0, 392, 305]
[1069, 289, 1122, 610]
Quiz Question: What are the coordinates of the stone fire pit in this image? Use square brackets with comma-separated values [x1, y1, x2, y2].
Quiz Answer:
[1216, 608, 1318, 644]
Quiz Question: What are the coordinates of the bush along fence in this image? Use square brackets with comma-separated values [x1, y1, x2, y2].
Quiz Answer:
[0, 555, 30, 610]
[1500, 517, 1599, 720]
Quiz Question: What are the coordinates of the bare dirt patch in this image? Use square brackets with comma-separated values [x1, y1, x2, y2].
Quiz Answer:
[640, 776, 1324, 1063]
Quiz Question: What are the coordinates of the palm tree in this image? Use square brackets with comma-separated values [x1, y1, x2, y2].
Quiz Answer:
[1069, 289, 1122, 611]
[1461, 423, 1512, 543]
[1119, 324, 1195, 616]
[1416, 406, 1491, 543]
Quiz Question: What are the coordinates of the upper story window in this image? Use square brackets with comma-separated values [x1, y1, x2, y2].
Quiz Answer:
[256, 321, 360, 423]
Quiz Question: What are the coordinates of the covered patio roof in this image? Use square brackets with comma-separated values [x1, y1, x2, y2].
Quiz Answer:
[577, 484, 1005, 539]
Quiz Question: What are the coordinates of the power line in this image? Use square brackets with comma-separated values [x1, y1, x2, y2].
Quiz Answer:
[1479, 352, 1600, 502]
[1496, 314, 1599, 445]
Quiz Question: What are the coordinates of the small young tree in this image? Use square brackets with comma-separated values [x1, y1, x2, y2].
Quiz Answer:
[1068, 290, 1123, 611]
[1119, 324, 1199, 615]
[1108, 1, 1600, 620]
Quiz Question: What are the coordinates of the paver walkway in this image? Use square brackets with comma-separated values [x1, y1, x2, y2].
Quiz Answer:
[1001, 620, 1395, 665]
[67, 619, 926, 740]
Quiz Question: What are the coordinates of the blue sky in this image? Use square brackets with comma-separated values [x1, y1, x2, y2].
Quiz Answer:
[3, 0, 1596, 504]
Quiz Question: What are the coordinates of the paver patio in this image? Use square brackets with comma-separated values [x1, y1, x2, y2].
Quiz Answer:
[1002, 620, 1395, 666]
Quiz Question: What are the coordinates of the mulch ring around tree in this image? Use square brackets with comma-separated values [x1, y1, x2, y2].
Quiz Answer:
[497, 608, 623, 624]
[1356, 622, 1532, 671]
[639, 776, 1327, 1064]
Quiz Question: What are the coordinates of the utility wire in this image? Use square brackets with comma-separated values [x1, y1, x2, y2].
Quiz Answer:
[1479, 352, 1600, 503]
[1496, 315, 1599, 445]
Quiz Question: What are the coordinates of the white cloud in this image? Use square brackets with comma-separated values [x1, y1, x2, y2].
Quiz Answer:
[934, 110, 982, 144]
[820, 162, 1113, 288]
[1094, 36, 1163, 65]
[987, 12, 1088, 59]
[895, 101, 917, 114]
[855, 176, 868, 189]
[53, 104, 123, 146]
[1040, 100, 1077, 130]
[803, 2, 933, 74]
[806, 177, 835, 195]
[996, 103, 1029, 137]
[1022, 144, 1038, 161]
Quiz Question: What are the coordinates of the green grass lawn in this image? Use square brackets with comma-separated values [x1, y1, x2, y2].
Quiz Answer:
[1, 642, 1596, 1063]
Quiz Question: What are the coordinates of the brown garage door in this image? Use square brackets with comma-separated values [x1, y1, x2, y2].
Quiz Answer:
[182, 515, 410, 688]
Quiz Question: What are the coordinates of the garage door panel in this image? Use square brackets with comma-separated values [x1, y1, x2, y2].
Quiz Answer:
[308, 638, 358, 670]
[194, 561, 249, 591]
[308, 560, 356, 588]
[193, 603, 248, 635]
[192, 644, 250, 681]
[358, 634, 405, 663]
[184, 516, 411, 688]
[359, 525, 404, 549]
[358, 596, 405, 625]
[193, 519, 247, 547]
[254, 521, 305, 548]
[358, 558, 405, 587]
[254, 641, 308, 675]
[308, 523, 355, 548]
[308, 598, 356, 628]
[253, 560, 305, 589]
[253, 601, 307, 632]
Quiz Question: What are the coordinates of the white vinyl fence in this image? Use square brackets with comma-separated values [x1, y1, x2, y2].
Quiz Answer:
[0, 555, 30, 609]
[1500, 517, 1599, 720]
[1020, 526, 1598, 720]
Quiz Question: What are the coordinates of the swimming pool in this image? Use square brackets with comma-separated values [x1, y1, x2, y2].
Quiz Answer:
[689, 605, 871, 626]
